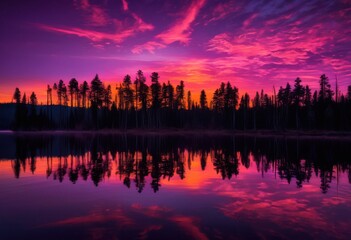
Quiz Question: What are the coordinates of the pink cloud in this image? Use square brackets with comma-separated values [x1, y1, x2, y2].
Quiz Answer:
[321, 197, 348, 207]
[43, 209, 134, 227]
[131, 41, 166, 54]
[203, 1, 237, 25]
[243, 13, 258, 28]
[170, 216, 208, 240]
[131, 204, 172, 218]
[121, 0, 128, 11]
[131, 0, 206, 54]
[130, 204, 208, 240]
[265, 13, 293, 26]
[139, 225, 163, 240]
[89, 5, 109, 26]
[207, 32, 270, 57]
[207, 21, 333, 66]
[41, 0, 153, 48]
[74, 0, 109, 26]
[38, 13, 153, 45]
[39, 24, 127, 43]
[156, 0, 206, 44]
[130, 13, 154, 31]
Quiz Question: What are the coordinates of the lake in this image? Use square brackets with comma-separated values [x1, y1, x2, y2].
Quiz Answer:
[0, 132, 350, 240]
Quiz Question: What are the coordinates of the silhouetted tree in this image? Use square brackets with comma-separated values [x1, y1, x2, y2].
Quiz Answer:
[239, 93, 250, 130]
[90, 74, 105, 108]
[150, 72, 161, 109]
[318, 74, 333, 103]
[46, 85, 52, 120]
[30, 92, 37, 105]
[80, 81, 89, 108]
[252, 92, 260, 130]
[56, 80, 65, 105]
[68, 78, 79, 107]
[304, 85, 312, 106]
[187, 91, 192, 110]
[103, 85, 112, 108]
[134, 70, 146, 109]
[175, 81, 185, 109]
[13, 88, 22, 129]
[292, 77, 305, 129]
[200, 90, 207, 109]
[121, 75, 134, 110]
[161, 81, 174, 109]
[13, 88, 21, 103]
[89, 75, 105, 128]
[134, 70, 146, 128]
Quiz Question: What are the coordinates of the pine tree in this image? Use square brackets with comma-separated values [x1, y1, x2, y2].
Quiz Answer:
[150, 72, 161, 109]
[187, 91, 192, 110]
[292, 77, 305, 107]
[103, 85, 112, 108]
[121, 75, 134, 110]
[13, 88, 21, 104]
[200, 90, 207, 109]
[68, 78, 79, 107]
[304, 85, 311, 106]
[318, 74, 334, 103]
[80, 81, 90, 108]
[175, 81, 185, 109]
[90, 74, 105, 108]
[292, 77, 305, 129]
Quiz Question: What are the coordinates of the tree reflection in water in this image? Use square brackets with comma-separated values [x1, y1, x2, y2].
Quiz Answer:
[9, 134, 351, 193]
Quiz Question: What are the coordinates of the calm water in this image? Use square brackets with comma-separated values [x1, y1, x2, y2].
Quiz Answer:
[0, 133, 350, 240]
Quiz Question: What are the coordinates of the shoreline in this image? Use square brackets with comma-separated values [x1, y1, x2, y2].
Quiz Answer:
[1, 129, 351, 139]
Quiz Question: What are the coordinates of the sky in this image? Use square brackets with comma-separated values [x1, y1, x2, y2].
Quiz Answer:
[0, 0, 350, 103]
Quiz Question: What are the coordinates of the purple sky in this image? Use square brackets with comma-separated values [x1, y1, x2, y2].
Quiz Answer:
[0, 0, 350, 102]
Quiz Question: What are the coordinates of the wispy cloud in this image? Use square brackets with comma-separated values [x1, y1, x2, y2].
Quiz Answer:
[73, 0, 109, 26]
[156, 0, 206, 44]
[132, 0, 206, 54]
[207, 21, 333, 66]
[38, 3, 154, 46]
[121, 0, 128, 11]
[170, 216, 208, 240]
[131, 41, 166, 54]
[203, 0, 238, 25]
[38, 18, 153, 44]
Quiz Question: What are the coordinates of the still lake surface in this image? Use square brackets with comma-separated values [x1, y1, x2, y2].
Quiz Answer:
[0, 132, 350, 240]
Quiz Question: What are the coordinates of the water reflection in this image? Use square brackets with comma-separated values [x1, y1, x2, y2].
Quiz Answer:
[5, 134, 351, 193]
[1, 133, 351, 240]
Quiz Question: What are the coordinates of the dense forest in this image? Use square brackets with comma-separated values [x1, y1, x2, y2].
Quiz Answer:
[10, 70, 351, 131]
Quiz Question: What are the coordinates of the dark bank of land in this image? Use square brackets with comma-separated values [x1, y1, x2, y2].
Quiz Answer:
[1, 129, 351, 140]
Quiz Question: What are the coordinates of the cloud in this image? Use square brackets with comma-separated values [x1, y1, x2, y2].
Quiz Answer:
[156, 0, 206, 44]
[73, 0, 109, 26]
[130, 204, 208, 240]
[40, 0, 153, 47]
[242, 13, 258, 28]
[38, 13, 153, 45]
[170, 216, 209, 240]
[203, 1, 237, 25]
[131, 41, 166, 54]
[43, 209, 134, 227]
[121, 0, 128, 11]
[132, 0, 206, 54]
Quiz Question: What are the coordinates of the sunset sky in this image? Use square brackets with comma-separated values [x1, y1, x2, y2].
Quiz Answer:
[0, 0, 350, 103]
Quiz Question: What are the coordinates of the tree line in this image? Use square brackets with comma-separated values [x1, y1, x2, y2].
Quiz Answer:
[12, 70, 351, 130]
